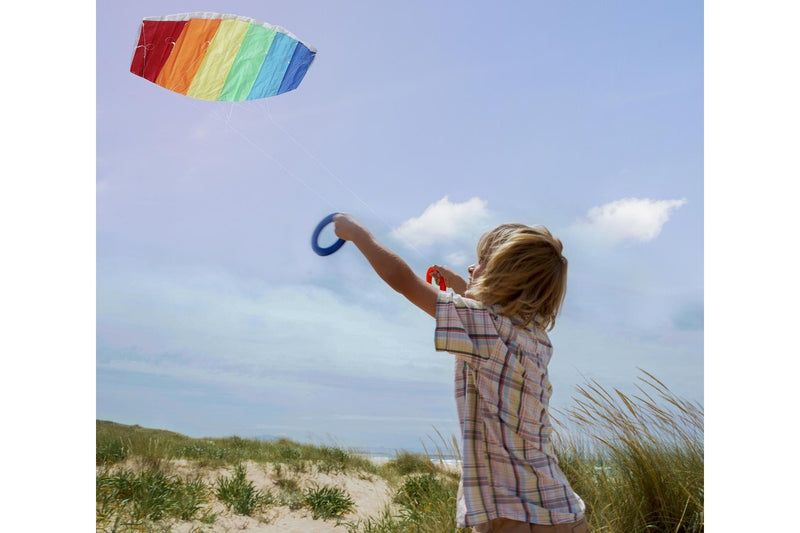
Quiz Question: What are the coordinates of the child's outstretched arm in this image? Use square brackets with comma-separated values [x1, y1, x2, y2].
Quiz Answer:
[333, 213, 439, 318]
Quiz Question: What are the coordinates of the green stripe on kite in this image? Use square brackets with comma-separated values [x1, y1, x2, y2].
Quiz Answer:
[219, 24, 276, 102]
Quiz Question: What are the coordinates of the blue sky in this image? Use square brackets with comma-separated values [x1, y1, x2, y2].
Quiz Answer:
[93, 0, 704, 451]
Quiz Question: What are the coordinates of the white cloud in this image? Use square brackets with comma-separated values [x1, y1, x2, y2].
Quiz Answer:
[391, 196, 490, 247]
[574, 197, 687, 244]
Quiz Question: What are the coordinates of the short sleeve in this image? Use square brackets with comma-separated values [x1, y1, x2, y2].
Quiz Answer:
[434, 291, 501, 363]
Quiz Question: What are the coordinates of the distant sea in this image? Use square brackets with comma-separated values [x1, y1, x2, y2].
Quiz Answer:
[252, 435, 462, 468]
[356, 451, 461, 470]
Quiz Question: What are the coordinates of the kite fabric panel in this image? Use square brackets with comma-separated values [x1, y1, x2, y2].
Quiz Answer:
[129, 13, 317, 101]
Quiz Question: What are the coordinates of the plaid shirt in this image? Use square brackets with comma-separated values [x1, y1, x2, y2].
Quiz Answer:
[435, 292, 585, 528]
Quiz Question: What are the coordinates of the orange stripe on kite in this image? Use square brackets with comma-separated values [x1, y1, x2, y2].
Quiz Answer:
[155, 18, 222, 95]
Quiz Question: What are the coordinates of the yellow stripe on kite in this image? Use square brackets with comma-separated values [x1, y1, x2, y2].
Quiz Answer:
[187, 19, 251, 101]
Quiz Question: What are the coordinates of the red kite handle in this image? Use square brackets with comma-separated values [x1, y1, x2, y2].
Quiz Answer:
[426, 267, 447, 291]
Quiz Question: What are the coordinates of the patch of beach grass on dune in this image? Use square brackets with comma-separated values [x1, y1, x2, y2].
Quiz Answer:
[96, 420, 378, 475]
[303, 483, 356, 521]
[96, 467, 215, 531]
[344, 469, 469, 533]
[382, 450, 438, 477]
[554, 369, 704, 533]
[214, 463, 274, 516]
[345, 442, 468, 533]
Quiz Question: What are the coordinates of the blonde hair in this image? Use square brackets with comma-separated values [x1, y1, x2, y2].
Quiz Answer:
[469, 223, 568, 331]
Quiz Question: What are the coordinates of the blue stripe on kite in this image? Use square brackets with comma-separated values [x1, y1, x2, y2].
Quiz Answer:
[248, 32, 297, 99]
[278, 43, 315, 95]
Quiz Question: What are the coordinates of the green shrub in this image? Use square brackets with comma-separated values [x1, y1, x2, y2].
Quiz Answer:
[384, 451, 437, 476]
[96, 439, 128, 465]
[303, 484, 356, 520]
[177, 442, 230, 463]
[317, 445, 353, 473]
[392, 473, 464, 532]
[214, 464, 272, 516]
[393, 473, 445, 508]
[96, 468, 211, 528]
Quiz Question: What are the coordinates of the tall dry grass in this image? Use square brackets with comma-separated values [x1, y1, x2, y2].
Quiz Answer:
[554, 369, 704, 532]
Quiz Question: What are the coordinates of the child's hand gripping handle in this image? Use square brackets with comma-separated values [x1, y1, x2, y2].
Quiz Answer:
[426, 267, 447, 291]
[311, 213, 346, 256]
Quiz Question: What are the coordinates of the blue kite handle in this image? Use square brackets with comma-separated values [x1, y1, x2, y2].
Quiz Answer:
[311, 213, 346, 256]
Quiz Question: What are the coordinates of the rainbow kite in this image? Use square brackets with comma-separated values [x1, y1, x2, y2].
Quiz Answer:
[130, 13, 316, 101]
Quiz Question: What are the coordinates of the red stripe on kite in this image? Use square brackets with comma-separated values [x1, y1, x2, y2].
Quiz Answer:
[130, 20, 189, 83]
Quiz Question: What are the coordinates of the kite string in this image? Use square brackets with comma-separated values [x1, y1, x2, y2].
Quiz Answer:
[256, 102, 383, 222]
[254, 101, 431, 263]
[202, 102, 338, 211]
[197, 100, 432, 264]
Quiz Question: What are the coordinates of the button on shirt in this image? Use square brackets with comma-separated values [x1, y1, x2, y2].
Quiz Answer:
[434, 292, 585, 528]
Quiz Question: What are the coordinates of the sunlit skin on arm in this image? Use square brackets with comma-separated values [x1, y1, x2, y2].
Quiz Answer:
[333, 213, 439, 317]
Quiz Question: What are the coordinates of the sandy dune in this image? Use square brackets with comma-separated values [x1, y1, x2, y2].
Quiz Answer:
[144, 459, 395, 532]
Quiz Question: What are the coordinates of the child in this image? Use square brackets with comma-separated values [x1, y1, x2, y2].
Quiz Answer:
[332, 214, 588, 533]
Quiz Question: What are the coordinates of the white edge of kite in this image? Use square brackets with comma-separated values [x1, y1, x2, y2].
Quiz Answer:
[140, 13, 318, 53]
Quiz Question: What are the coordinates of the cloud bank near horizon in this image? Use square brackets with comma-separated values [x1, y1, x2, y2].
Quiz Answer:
[96, 262, 448, 388]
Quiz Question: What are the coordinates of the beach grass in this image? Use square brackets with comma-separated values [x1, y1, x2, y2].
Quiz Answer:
[96, 370, 703, 532]
[96, 466, 215, 528]
[96, 420, 379, 474]
[553, 370, 704, 532]
[303, 483, 356, 520]
[214, 463, 273, 516]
